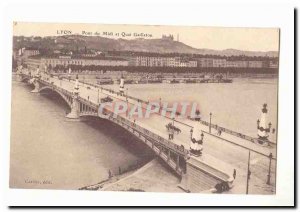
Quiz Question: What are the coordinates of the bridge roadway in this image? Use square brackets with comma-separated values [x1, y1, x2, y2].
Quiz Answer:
[20, 72, 276, 193]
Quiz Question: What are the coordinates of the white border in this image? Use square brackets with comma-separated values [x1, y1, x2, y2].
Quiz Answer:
[0, 0, 295, 207]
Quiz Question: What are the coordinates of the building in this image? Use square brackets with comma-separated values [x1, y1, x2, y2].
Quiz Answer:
[225, 61, 238, 68]
[21, 48, 40, 58]
[248, 61, 263, 68]
[162, 34, 174, 41]
[24, 58, 46, 73]
[197, 58, 214, 67]
[24, 55, 129, 73]
[42, 55, 129, 67]
[212, 59, 227, 68]
[269, 60, 279, 68]
[134, 56, 197, 67]
[226, 60, 249, 68]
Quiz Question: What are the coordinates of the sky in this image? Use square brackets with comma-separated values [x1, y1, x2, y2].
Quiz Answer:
[13, 22, 280, 52]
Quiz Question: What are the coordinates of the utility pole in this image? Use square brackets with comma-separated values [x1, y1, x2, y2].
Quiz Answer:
[246, 150, 251, 194]
[209, 112, 212, 133]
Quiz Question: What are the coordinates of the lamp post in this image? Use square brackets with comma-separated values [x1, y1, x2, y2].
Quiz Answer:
[126, 99, 129, 117]
[246, 150, 251, 194]
[209, 112, 212, 133]
[268, 122, 272, 132]
[97, 88, 99, 103]
[198, 132, 204, 156]
[159, 97, 162, 112]
[267, 153, 273, 185]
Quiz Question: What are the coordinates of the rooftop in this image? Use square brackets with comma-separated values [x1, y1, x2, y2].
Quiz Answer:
[28, 54, 128, 61]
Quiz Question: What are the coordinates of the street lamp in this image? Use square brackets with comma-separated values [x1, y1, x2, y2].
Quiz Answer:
[159, 97, 162, 112]
[97, 88, 99, 103]
[126, 99, 129, 117]
[209, 112, 212, 133]
[268, 122, 272, 132]
[246, 150, 251, 194]
[267, 153, 273, 185]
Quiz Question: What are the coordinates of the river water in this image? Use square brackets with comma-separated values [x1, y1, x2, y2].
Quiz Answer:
[10, 81, 154, 190]
[10, 77, 278, 190]
[104, 78, 278, 138]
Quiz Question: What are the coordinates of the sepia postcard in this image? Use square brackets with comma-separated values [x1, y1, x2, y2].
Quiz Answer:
[10, 22, 280, 196]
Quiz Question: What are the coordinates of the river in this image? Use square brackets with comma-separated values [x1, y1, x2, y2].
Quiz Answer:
[10, 80, 154, 190]
[104, 78, 278, 138]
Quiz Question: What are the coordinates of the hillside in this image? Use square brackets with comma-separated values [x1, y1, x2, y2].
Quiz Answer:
[13, 35, 279, 57]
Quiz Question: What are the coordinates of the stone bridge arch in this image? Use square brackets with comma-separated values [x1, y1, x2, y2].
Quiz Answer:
[20, 76, 30, 82]
[39, 86, 72, 108]
[79, 112, 99, 118]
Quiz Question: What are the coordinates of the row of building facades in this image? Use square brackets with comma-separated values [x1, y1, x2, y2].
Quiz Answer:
[134, 56, 278, 68]
[15, 48, 279, 71]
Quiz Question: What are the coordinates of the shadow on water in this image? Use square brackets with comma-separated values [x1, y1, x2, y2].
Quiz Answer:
[39, 89, 155, 163]
[84, 117, 155, 160]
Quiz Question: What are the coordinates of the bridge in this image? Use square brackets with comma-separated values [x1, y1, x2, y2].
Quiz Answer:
[16, 70, 276, 193]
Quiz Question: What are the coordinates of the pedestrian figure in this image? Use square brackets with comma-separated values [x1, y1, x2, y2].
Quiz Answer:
[221, 182, 229, 192]
[108, 169, 112, 178]
[218, 129, 222, 136]
[233, 169, 236, 179]
[87, 96, 89, 100]
[170, 129, 174, 140]
[215, 183, 222, 193]
[119, 167, 122, 175]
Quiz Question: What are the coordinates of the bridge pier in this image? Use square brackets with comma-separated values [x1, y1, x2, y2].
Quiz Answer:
[179, 156, 234, 193]
[176, 155, 180, 171]
[66, 75, 80, 120]
[66, 93, 80, 119]
[16, 74, 23, 82]
[31, 79, 40, 93]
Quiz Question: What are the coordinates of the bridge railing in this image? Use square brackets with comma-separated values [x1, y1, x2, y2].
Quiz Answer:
[42, 77, 188, 156]
[75, 79, 150, 105]
[102, 108, 188, 156]
[193, 119, 275, 145]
